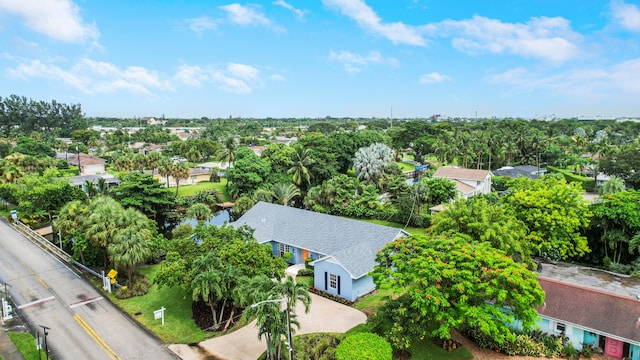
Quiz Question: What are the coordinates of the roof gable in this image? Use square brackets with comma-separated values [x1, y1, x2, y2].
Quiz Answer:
[231, 202, 407, 278]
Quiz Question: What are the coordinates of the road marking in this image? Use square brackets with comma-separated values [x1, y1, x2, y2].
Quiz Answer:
[18, 296, 56, 309]
[29, 270, 49, 288]
[69, 296, 103, 308]
[74, 314, 121, 360]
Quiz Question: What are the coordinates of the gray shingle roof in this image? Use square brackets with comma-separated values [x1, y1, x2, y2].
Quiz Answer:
[231, 202, 407, 279]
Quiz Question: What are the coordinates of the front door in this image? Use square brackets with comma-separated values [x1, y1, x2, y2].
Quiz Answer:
[604, 337, 623, 358]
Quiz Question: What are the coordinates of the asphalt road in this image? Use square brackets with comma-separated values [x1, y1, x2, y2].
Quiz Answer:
[0, 219, 177, 360]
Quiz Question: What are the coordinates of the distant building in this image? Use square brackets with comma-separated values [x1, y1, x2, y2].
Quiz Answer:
[64, 153, 106, 175]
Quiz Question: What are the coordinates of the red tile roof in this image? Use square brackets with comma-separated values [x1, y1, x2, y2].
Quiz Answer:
[537, 277, 640, 343]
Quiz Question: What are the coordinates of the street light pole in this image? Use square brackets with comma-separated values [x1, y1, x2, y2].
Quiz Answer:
[251, 297, 293, 360]
[39, 325, 50, 360]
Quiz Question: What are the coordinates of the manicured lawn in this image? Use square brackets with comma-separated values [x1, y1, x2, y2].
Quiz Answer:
[361, 218, 428, 237]
[407, 337, 473, 360]
[176, 179, 230, 200]
[296, 275, 314, 289]
[397, 161, 417, 172]
[8, 332, 39, 360]
[109, 265, 213, 344]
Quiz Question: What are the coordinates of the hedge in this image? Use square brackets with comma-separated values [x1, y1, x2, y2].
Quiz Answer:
[335, 332, 393, 360]
[547, 166, 595, 192]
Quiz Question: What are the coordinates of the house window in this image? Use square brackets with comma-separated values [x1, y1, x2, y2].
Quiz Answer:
[555, 322, 566, 333]
[279, 243, 291, 257]
[329, 273, 337, 289]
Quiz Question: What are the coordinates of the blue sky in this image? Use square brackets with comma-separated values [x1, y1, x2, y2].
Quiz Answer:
[1, 0, 640, 119]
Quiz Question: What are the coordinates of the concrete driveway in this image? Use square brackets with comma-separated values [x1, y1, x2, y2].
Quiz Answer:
[168, 292, 366, 360]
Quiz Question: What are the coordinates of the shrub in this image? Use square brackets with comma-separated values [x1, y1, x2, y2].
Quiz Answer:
[113, 275, 151, 299]
[297, 268, 314, 277]
[309, 287, 354, 306]
[335, 332, 392, 360]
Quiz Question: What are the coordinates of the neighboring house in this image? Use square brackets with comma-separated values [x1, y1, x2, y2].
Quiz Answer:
[69, 174, 120, 192]
[140, 144, 164, 155]
[513, 262, 640, 360]
[147, 167, 210, 187]
[493, 165, 546, 179]
[432, 167, 492, 199]
[231, 202, 409, 301]
[249, 145, 267, 157]
[65, 153, 106, 175]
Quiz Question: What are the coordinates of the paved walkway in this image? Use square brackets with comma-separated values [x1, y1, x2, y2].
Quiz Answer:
[168, 292, 366, 360]
[0, 322, 26, 360]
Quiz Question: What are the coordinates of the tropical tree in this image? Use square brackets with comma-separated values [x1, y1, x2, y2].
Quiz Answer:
[598, 176, 626, 195]
[430, 196, 532, 265]
[272, 183, 300, 206]
[84, 196, 124, 267]
[287, 147, 313, 187]
[503, 175, 592, 260]
[353, 143, 393, 186]
[171, 162, 190, 196]
[186, 202, 213, 222]
[219, 137, 238, 167]
[157, 156, 173, 188]
[371, 234, 545, 345]
[109, 208, 155, 286]
[191, 253, 225, 329]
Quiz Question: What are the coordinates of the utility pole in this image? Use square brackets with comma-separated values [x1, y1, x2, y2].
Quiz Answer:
[39, 325, 50, 360]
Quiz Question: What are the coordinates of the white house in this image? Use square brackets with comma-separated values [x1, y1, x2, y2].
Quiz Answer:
[432, 167, 492, 199]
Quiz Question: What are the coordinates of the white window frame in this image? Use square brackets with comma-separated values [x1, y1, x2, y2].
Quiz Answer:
[279, 243, 291, 257]
[329, 273, 337, 289]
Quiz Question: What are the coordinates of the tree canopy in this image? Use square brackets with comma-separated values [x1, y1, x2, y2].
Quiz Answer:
[372, 234, 545, 345]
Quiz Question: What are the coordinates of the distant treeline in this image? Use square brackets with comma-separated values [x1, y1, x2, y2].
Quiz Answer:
[0, 94, 87, 138]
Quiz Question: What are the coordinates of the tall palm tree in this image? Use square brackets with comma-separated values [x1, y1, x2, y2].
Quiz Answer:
[157, 156, 173, 187]
[288, 147, 314, 187]
[171, 162, 190, 196]
[146, 151, 162, 176]
[185, 146, 201, 167]
[57, 200, 89, 263]
[219, 137, 238, 168]
[272, 183, 300, 206]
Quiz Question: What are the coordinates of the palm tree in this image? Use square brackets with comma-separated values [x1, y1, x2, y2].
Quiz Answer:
[157, 156, 173, 187]
[84, 180, 98, 198]
[186, 203, 213, 222]
[252, 188, 275, 203]
[85, 196, 124, 267]
[185, 146, 201, 167]
[57, 200, 89, 263]
[353, 143, 392, 186]
[146, 151, 162, 176]
[272, 183, 300, 206]
[109, 208, 153, 286]
[171, 162, 190, 196]
[0, 162, 24, 183]
[219, 137, 238, 168]
[191, 253, 224, 329]
[288, 147, 313, 188]
[114, 156, 134, 172]
[598, 176, 625, 195]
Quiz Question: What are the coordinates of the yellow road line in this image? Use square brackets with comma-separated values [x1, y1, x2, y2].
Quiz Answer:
[29, 270, 49, 289]
[73, 314, 121, 360]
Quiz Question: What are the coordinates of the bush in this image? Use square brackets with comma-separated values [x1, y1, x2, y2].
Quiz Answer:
[297, 268, 314, 277]
[335, 332, 392, 360]
[547, 166, 595, 192]
[309, 287, 354, 306]
[113, 275, 151, 299]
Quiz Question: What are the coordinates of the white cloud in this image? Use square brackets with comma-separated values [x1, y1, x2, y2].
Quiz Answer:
[227, 63, 260, 80]
[7, 58, 170, 95]
[211, 71, 253, 94]
[419, 72, 449, 84]
[184, 16, 218, 35]
[329, 49, 397, 73]
[174, 65, 206, 87]
[436, 15, 581, 62]
[219, 3, 284, 32]
[610, 0, 640, 32]
[270, 74, 285, 82]
[273, 0, 307, 19]
[0, 0, 99, 43]
[322, 0, 425, 46]
[490, 59, 640, 97]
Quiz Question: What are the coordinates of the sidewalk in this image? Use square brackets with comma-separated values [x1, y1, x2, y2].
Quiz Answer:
[0, 325, 24, 360]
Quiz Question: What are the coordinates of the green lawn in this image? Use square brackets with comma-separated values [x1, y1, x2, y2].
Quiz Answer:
[407, 337, 473, 360]
[176, 179, 230, 200]
[397, 161, 417, 172]
[109, 265, 213, 344]
[361, 218, 428, 237]
[8, 332, 39, 360]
